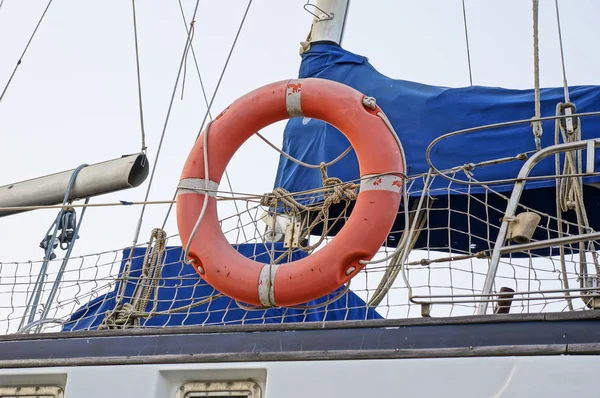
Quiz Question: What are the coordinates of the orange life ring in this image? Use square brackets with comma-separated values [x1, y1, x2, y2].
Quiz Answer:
[176, 78, 404, 307]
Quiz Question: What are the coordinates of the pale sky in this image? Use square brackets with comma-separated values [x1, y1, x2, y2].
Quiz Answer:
[0, 0, 599, 326]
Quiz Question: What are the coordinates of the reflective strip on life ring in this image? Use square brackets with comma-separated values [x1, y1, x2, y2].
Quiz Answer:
[176, 78, 404, 307]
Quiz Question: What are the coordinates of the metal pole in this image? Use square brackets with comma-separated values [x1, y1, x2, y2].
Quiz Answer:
[499, 231, 600, 255]
[477, 138, 600, 314]
[0, 153, 148, 218]
[304, 0, 350, 45]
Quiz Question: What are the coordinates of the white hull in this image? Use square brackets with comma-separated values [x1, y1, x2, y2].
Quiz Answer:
[1, 355, 598, 398]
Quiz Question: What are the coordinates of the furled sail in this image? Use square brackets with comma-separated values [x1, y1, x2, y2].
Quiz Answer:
[272, 42, 600, 254]
[274, 43, 600, 198]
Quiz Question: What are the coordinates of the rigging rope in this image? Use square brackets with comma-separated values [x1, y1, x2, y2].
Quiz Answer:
[192, 0, 254, 141]
[461, 0, 473, 86]
[102, 228, 223, 329]
[160, 0, 254, 230]
[260, 163, 356, 264]
[0, 0, 53, 105]
[128, 0, 201, 248]
[176, 0, 249, 242]
[532, 0, 543, 151]
[550, 1, 598, 309]
[183, 120, 213, 265]
[255, 132, 352, 169]
[131, 0, 147, 153]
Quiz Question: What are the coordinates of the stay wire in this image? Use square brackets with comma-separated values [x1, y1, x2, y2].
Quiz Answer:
[193, 0, 254, 141]
[176, 0, 248, 242]
[161, 0, 254, 230]
[131, 0, 147, 153]
[532, 0, 543, 150]
[180, 19, 195, 101]
[554, 0, 570, 103]
[0, 0, 53, 104]
[177, 0, 211, 118]
[461, 0, 473, 86]
[129, 0, 202, 247]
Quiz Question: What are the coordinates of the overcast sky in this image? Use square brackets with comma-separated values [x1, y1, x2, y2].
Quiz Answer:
[0, 0, 599, 322]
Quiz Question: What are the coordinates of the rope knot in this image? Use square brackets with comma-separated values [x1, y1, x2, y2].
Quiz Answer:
[320, 163, 357, 205]
[99, 303, 138, 330]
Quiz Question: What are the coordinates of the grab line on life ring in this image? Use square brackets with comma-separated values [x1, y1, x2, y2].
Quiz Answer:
[176, 78, 405, 307]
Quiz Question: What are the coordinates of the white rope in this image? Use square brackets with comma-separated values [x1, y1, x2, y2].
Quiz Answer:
[183, 120, 213, 265]
[551, 1, 598, 308]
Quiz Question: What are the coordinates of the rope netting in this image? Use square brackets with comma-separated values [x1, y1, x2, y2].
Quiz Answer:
[2, 153, 600, 335]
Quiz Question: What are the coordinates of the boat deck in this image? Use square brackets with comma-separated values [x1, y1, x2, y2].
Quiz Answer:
[2, 311, 600, 368]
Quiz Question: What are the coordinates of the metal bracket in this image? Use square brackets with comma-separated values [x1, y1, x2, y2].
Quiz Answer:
[303, 2, 334, 22]
[260, 211, 290, 243]
[586, 139, 595, 174]
[559, 103, 578, 135]
[283, 217, 303, 249]
[421, 303, 431, 317]
[582, 275, 600, 309]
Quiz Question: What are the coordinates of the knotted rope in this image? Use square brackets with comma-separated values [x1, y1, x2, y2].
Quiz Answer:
[100, 228, 167, 329]
[100, 228, 224, 330]
[261, 163, 357, 261]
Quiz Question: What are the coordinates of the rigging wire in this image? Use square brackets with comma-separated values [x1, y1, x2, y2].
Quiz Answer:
[554, 0, 570, 103]
[179, 19, 195, 101]
[160, 0, 254, 230]
[177, 0, 212, 119]
[461, 0, 473, 86]
[131, 0, 147, 153]
[128, 0, 202, 247]
[255, 132, 352, 169]
[176, 0, 249, 242]
[532, 0, 543, 150]
[0, 0, 53, 104]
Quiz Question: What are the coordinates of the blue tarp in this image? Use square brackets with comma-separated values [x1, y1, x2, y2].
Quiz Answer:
[274, 43, 600, 200]
[271, 43, 600, 255]
[63, 243, 381, 331]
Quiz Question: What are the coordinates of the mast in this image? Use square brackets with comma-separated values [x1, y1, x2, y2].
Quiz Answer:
[301, 0, 350, 52]
[265, 0, 350, 244]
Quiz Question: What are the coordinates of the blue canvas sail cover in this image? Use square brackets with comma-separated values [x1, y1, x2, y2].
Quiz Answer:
[271, 43, 600, 255]
[63, 243, 381, 331]
[273, 43, 600, 200]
